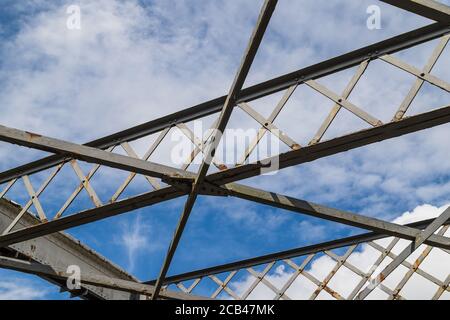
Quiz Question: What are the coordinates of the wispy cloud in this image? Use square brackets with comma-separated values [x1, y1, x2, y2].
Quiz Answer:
[1, 0, 448, 216]
[295, 221, 327, 242]
[0, 0, 449, 298]
[0, 278, 48, 300]
[117, 215, 152, 272]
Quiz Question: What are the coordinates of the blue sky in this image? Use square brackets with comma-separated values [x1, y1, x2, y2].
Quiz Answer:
[0, 0, 449, 299]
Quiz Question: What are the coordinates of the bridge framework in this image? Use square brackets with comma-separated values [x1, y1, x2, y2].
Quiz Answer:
[0, 0, 449, 300]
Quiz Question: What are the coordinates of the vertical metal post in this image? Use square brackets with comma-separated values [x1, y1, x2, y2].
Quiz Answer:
[151, 0, 279, 299]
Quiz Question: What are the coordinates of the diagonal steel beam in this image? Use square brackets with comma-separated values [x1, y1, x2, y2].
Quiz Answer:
[176, 123, 227, 170]
[0, 2, 447, 300]
[237, 102, 301, 149]
[381, 0, 450, 23]
[120, 142, 161, 190]
[0, 124, 193, 181]
[223, 183, 450, 249]
[69, 160, 103, 208]
[0, 23, 447, 185]
[110, 130, 168, 202]
[238, 84, 298, 165]
[393, 34, 449, 120]
[145, 216, 450, 286]
[151, 0, 279, 299]
[380, 54, 450, 92]
[242, 262, 276, 299]
[367, 233, 449, 299]
[22, 175, 48, 222]
[2, 165, 63, 234]
[1, 105, 450, 249]
[310, 60, 369, 144]
[0, 198, 145, 300]
[305, 79, 383, 127]
[0, 179, 16, 199]
[355, 205, 450, 299]
[207, 104, 450, 185]
[52, 146, 114, 221]
[0, 186, 187, 248]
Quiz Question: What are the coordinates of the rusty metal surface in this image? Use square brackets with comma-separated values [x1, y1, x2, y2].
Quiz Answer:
[150, 220, 449, 300]
[0, 199, 138, 300]
[0, 0, 449, 300]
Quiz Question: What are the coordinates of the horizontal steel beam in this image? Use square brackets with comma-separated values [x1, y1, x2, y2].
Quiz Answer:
[0, 23, 447, 185]
[146, 216, 450, 285]
[151, 0, 279, 300]
[0, 124, 193, 181]
[0, 186, 187, 248]
[0, 255, 205, 300]
[1, 2, 447, 298]
[208, 104, 450, 184]
[1, 105, 450, 248]
[381, 0, 450, 23]
[223, 183, 450, 249]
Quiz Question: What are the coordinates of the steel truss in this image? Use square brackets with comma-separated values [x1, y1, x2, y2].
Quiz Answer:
[0, 0, 449, 299]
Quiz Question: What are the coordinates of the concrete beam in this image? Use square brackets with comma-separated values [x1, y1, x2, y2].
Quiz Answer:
[0, 199, 139, 300]
[0, 255, 206, 300]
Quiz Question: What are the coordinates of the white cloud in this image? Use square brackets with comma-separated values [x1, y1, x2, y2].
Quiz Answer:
[295, 221, 327, 242]
[117, 215, 151, 272]
[0, 0, 449, 297]
[0, 278, 48, 300]
[228, 203, 450, 300]
[0, 0, 448, 213]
